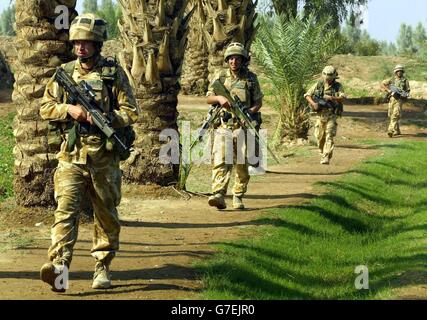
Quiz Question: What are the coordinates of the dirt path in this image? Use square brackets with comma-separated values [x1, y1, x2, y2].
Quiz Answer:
[0, 95, 426, 299]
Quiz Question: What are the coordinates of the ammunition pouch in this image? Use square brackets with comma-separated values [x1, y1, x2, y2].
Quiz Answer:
[47, 120, 73, 151]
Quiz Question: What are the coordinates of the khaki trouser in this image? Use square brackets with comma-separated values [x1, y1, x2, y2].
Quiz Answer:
[48, 159, 122, 266]
[212, 127, 250, 196]
[314, 111, 338, 161]
[388, 97, 402, 134]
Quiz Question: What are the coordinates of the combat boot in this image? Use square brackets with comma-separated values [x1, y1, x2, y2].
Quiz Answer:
[92, 261, 112, 289]
[387, 131, 393, 138]
[208, 193, 227, 210]
[233, 195, 245, 210]
[320, 156, 330, 165]
[40, 260, 68, 293]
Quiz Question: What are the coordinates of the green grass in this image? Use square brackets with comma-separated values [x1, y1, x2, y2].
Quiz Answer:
[344, 87, 372, 98]
[196, 140, 427, 299]
[404, 60, 427, 82]
[0, 229, 35, 253]
[0, 112, 14, 201]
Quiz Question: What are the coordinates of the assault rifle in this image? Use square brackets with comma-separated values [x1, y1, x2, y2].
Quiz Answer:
[313, 95, 343, 116]
[189, 104, 222, 150]
[211, 80, 280, 164]
[54, 67, 128, 153]
[389, 85, 409, 99]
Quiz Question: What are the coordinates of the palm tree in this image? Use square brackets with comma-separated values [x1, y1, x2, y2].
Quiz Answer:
[12, 0, 77, 206]
[180, 0, 209, 96]
[117, 0, 194, 185]
[252, 13, 340, 143]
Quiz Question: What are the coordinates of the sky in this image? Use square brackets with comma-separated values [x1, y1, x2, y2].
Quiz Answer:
[363, 0, 427, 43]
[1, 0, 426, 43]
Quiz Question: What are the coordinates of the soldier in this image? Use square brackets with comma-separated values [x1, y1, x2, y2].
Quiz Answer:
[206, 42, 263, 210]
[381, 64, 410, 137]
[305, 66, 346, 165]
[39, 13, 138, 291]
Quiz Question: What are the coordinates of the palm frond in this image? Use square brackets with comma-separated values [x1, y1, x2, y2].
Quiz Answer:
[253, 13, 340, 141]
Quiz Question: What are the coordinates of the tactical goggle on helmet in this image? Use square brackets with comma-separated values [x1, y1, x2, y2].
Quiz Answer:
[224, 42, 249, 62]
[69, 13, 108, 43]
[322, 65, 339, 80]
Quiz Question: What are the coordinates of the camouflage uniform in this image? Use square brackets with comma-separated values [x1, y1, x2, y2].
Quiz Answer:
[382, 72, 410, 136]
[39, 13, 138, 279]
[305, 68, 346, 164]
[40, 55, 138, 268]
[207, 68, 263, 198]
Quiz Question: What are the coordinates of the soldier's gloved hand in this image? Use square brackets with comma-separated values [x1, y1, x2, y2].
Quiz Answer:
[67, 104, 89, 122]
[312, 102, 320, 111]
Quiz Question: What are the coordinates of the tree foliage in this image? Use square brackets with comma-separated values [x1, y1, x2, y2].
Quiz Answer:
[413, 22, 427, 60]
[396, 22, 427, 60]
[253, 13, 340, 142]
[82, 0, 121, 39]
[83, 0, 99, 13]
[340, 25, 380, 56]
[97, 0, 121, 39]
[397, 24, 416, 56]
[270, 0, 368, 28]
[0, 4, 16, 36]
[379, 41, 397, 56]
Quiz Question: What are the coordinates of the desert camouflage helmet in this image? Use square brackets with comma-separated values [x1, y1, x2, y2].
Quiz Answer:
[224, 42, 249, 62]
[322, 65, 339, 80]
[394, 64, 405, 73]
[69, 13, 108, 42]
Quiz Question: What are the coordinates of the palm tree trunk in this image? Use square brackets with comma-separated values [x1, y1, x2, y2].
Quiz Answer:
[13, 0, 77, 206]
[180, 0, 209, 96]
[118, 0, 193, 185]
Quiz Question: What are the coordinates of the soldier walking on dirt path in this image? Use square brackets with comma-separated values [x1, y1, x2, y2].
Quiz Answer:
[305, 66, 346, 165]
[206, 42, 264, 210]
[39, 13, 138, 292]
[381, 64, 410, 138]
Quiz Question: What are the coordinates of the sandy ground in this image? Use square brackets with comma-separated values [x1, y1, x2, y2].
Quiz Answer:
[0, 90, 426, 299]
